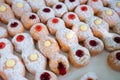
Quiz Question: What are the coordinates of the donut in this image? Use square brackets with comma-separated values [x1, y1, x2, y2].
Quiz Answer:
[0, 27, 8, 38]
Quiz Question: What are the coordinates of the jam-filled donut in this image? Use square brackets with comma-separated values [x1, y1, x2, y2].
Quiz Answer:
[37, 6, 55, 23]
[64, 0, 80, 11]
[53, 2, 68, 18]
[12, 0, 32, 19]
[97, 7, 120, 27]
[69, 44, 90, 67]
[47, 17, 66, 35]
[62, 12, 80, 28]
[86, 16, 109, 38]
[35, 70, 58, 80]
[102, 33, 120, 51]
[87, 0, 104, 14]
[84, 36, 104, 56]
[30, 23, 49, 41]
[45, 0, 59, 7]
[80, 72, 98, 80]
[79, 0, 88, 4]
[7, 19, 24, 37]
[72, 22, 93, 42]
[75, 5, 94, 21]
[108, 50, 120, 71]
[49, 54, 69, 75]
[27, 0, 45, 12]
[0, 27, 8, 38]
[0, 3, 15, 23]
[21, 12, 40, 29]
[56, 28, 78, 52]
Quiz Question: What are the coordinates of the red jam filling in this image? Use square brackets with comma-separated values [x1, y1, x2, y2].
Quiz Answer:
[92, 0, 98, 2]
[35, 25, 42, 32]
[43, 8, 50, 13]
[10, 22, 18, 28]
[89, 40, 98, 46]
[29, 15, 36, 19]
[81, 6, 88, 11]
[52, 18, 59, 24]
[76, 50, 84, 57]
[0, 42, 6, 49]
[69, 0, 75, 2]
[116, 52, 120, 60]
[114, 37, 120, 43]
[68, 14, 76, 20]
[16, 35, 24, 42]
[58, 62, 66, 75]
[87, 78, 93, 80]
[40, 72, 51, 80]
[56, 4, 62, 9]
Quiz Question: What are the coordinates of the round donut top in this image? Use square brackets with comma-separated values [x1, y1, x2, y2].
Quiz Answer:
[114, 37, 120, 43]
[0, 5, 6, 12]
[116, 2, 120, 7]
[105, 9, 113, 16]
[5, 59, 16, 68]
[40, 72, 51, 80]
[0, 42, 6, 49]
[16, 35, 24, 42]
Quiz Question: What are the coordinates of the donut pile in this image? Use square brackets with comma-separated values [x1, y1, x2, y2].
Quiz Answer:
[0, 0, 120, 80]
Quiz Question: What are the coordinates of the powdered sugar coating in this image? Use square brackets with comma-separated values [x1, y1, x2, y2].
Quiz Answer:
[45, 0, 59, 7]
[53, 2, 68, 17]
[8, 75, 27, 80]
[0, 27, 8, 38]
[75, 5, 94, 21]
[37, 6, 55, 23]
[47, 17, 66, 35]
[64, 0, 80, 11]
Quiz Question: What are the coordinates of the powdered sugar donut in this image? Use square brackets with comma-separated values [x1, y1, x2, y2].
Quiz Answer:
[97, 7, 120, 27]
[0, 3, 15, 23]
[75, 5, 94, 21]
[12, 1, 32, 19]
[79, 0, 88, 4]
[80, 72, 98, 80]
[30, 23, 49, 41]
[72, 22, 93, 42]
[56, 28, 78, 51]
[86, 16, 109, 38]
[38, 36, 60, 58]
[62, 12, 80, 28]
[102, 32, 120, 51]
[27, 0, 45, 12]
[37, 6, 55, 23]
[0, 27, 8, 38]
[35, 70, 58, 80]
[7, 19, 24, 37]
[87, 0, 104, 14]
[45, 0, 59, 7]
[84, 36, 104, 56]
[53, 2, 68, 18]
[108, 50, 120, 71]
[21, 12, 40, 29]
[47, 17, 66, 35]
[49, 54, 69, 75]
[69, 44, 90, 67]
[64, 0, 80, 11]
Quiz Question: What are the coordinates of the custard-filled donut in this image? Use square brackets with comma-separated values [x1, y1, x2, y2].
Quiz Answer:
[27, 0, 45, 12]
[97, 7, 120, 27]
[56, 28, 78, 52]
[38, 36, 60, 58]
[80, 72, 98, 80]
[75, 5, 94, 21]
[30, 23, 49, 41]
[64, 0, 80, 11]
[84, 36, 104, 56]
[21, 12, 40, 29]
[62, 12, 80, 28]
[47, 17, 66, 35]
[45, 0, 59, 7]
[7, 19, 24, 37]
[0, 27, 8, 38]
[108, 50, 120, 71]
[37, 6, 55, 23]
[49, 54, 69, 75]
[35, 70, 58, 80]
[0, 3, 15, 23]
[72, 22, 93, 42]
[12, 1, 32, 19]
[53, 2, 68, 18]
[69, 45, 90, 67]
